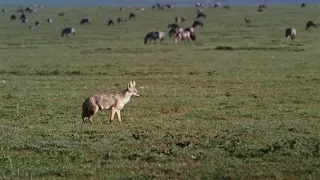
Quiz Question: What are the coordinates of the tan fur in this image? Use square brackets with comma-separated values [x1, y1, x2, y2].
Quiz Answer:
[82, 81, 140, 124]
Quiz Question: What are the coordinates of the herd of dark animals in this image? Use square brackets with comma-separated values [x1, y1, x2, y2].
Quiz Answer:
[1, 2, 318, 43]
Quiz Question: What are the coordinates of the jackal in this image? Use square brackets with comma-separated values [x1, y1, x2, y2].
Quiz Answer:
[82, 81, 140, 123]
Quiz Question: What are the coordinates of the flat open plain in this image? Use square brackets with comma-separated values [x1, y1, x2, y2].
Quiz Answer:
[0, 5, 320, 179]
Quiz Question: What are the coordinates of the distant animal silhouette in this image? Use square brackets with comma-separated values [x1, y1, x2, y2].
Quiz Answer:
[61, 27, 76, 37]
[192, 20, 203, 28]
[11, 15, 17, 20]
[20, 14, 26, 20]
[197, 12, 207, 19]
[258, 4, 267, 9]
[245, 17, 251, 26]
[306, 21, 317, 30]
[108, 19, 114, 26]
[285, 28, 296, 41]
[21, 18, 27, 24]
[80, 18, 91, 25]
[168, 23, 180, 29]
[25, 7, 32, 13]
[129, 13, 135, 19]
[117, 17, 126, 24]
[144, 30, 165, 44]
[46, 18, 52, 23]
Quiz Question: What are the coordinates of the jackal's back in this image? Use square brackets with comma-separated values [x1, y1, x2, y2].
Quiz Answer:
[88, 94, 116, 110]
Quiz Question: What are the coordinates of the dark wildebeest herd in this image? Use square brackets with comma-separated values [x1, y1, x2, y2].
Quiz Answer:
[1, 2, 318, 42]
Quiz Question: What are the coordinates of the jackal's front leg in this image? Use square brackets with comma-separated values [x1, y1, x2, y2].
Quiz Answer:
[116, 110, 122, 124]
[110, 107, 116, 122]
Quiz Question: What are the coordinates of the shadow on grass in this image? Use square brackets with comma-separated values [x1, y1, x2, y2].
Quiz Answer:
[212, 46, 305, 52]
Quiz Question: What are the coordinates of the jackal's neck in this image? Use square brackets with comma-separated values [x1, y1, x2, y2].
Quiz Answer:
[120, 88, 132, 105]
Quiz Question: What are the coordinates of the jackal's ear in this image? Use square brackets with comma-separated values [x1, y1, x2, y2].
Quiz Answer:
[128, 81, 133, 88]
[133, 81, 136, 87]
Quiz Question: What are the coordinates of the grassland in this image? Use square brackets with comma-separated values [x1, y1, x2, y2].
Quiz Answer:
[0, 5, 320, 180]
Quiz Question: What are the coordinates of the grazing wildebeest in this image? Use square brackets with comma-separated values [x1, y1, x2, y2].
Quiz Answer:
[25, 7, 32, 13]
[195, 2, 203, 7]
[120, 7, 124, 11]
[174, 31, 195, 43]
[285, 28, 296, 41]
[20, 14, 26, 20]
[258, 8, 264, 12]
[175, 17, 180, 23]
[58, 12, 65, 16]
[22, 18, 27, 24]
[144, 31, 157, 44]
[80, 18, 91, 25]
[117, 17, 126, 24]
[11, 15, 17, 20]
[197, 12, 207, 19]
[169, 27, 185, 38]
[108, 18, 114, 26]
[154, 31, 165, 43]
[129, 13, 135, 19]
[184, 27, 195, 34]
[306, 21, 317, 30]
[144, 30, 164, 44]
[35, 21, 40, 26]
[137, 8, 145, 12]
[167, 23, 180, 29]
[213, 3, 221, 8]
[61, 27, 76, 37]
[301, 3, 306, 8]
[169, 28, 178, 38]
[223, 5, 230, 10]
[192, 20, 203, 28]
[245, 17, 251, 26]
[46, 18, 52, 23]
[156, 3, 169, 10]
[258, 4, 267, 9]
[181, 17, 186, 22]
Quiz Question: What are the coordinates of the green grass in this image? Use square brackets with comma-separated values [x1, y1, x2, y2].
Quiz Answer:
[1, 5, 320, 179]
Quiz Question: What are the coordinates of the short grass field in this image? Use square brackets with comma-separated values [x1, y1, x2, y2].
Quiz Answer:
[1, 4, 320, 179]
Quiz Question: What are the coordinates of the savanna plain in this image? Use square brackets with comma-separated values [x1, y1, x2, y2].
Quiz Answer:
[0, 5, 320, 180]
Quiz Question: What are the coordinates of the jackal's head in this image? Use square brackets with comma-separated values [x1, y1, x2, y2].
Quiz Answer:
[128, 81, 140, 97]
